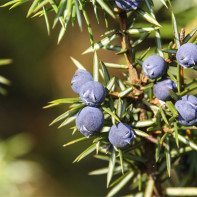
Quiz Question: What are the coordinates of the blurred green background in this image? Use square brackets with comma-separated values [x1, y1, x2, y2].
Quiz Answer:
[0, 0, 197, 196]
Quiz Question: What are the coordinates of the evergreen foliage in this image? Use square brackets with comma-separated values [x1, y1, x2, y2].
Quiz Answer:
[2, 0, 197, 196]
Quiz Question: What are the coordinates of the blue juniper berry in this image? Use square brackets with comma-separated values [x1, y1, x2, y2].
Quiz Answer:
[108, 123, 135, 149]
[76, 106, 104, 137]
[143, 55, 167, 79]
[80, 81, 106, 107]
[71, 69, 93, 94]
[115, 0, 142, 11]
[175, 95, 197, 126]
[176, 43, 197, 68]
[153, 78, 177, 101]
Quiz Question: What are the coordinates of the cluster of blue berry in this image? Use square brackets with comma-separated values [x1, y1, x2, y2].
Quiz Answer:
[71, 69, 135, 149]
[142, 43, 197, 126]
[71, 41, 197, 148]
[71, 69, 105, 137]
[143, 54, 176, 101]
[70, 1, 197, 149]
[174, 43, 197, 126]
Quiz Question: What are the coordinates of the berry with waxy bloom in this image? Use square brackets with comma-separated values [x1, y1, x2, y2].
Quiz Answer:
[76, 106, 104, 137]
[108, 123, 135, 149]
[175, 95, 197, 126]
[142, 55, 167, 79]
[71, 69, 93, 94]
[80, 81, 106, 107]
[176, 43, 197, 68]
[115, 0, 142, 11]
[153, 78, 177, 101]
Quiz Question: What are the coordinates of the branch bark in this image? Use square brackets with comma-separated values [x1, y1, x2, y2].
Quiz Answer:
[118, 10, 140, 85]
[118, 9, 147, 120]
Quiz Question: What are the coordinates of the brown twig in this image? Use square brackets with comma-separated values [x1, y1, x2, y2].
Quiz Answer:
[153, 185, 161, 197]
[180, 28, 185, 44]
[186, 129, 192, 140]
[108, 90, 142, 100]
[118, 10, 140, 85]
[146, 135, 166, 147]
[117, 9, 147, 121]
